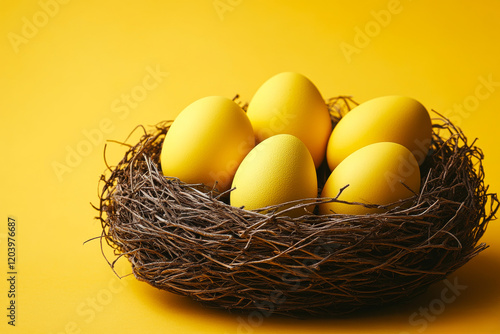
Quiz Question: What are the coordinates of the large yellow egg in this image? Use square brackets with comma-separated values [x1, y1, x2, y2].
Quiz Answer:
[230, 134, 318, 217]
[160, 96, 255, 192]
[320, 142, 421, 215]
[246, 72, 332, 168]
[326, 95, 432, 170]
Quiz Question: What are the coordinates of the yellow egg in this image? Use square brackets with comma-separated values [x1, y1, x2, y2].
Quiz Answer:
[230, 134, 318, 217]
[326, 95, 432, 170]
[246, 72, 332, 168]
[320, 142, 421, 215]
[160, 96, 255, 192]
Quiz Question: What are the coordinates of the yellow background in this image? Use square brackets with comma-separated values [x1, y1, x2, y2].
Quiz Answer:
[1, 0, 500, 333]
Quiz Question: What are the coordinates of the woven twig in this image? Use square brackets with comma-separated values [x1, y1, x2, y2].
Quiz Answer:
[95, 97, 498, 316]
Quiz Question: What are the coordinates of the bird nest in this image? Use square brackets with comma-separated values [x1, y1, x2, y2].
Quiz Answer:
[95, 96, 498, 317]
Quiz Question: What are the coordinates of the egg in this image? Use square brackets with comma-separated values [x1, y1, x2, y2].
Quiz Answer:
[326, 95, 432, 170]
[160, 96, 255, 192]
[246, 72, 332, 168]
[319, 142, 421, 215]
[230, 134, 318, 217]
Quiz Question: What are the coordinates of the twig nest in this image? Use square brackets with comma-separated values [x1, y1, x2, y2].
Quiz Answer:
[96, 97, 498, 316]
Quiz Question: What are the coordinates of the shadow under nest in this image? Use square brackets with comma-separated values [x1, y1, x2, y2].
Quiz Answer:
[95, 96, 498, 317]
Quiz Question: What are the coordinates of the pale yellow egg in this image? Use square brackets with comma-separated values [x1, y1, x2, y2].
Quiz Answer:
[160, 96, 255, 192]
[246, 72, 332, 168]
[326, 95, 432, 170]
[320, 142, 421, 215]
[230, 134, 318, 217]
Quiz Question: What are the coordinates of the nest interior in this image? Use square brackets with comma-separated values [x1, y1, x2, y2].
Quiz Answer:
[96, 96, 498, 317]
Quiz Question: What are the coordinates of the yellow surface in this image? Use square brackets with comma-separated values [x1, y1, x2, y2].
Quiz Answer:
[1, 0, 499, 333]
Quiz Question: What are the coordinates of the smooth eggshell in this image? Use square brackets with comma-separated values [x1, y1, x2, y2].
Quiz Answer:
[231, 134, 318, 217]
[160, 96, 255, 192]
[326, 95, 432, 170]
[246, 72, 332, 168]
[320, 142, 421, 215]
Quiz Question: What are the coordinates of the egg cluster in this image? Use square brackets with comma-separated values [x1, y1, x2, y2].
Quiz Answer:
[160, 72, 433, 217]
